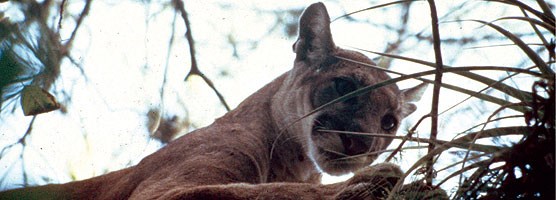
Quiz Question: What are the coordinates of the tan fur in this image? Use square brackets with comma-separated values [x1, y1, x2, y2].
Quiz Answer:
[0, 3, 435, 200]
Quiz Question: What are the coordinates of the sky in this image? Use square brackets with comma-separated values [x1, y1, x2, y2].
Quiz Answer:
[0, 0, 548, 193]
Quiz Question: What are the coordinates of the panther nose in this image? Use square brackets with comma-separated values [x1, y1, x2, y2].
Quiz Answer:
[340, 135, 368, 156]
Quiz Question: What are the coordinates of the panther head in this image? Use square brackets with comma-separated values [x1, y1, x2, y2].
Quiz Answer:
[271, 2, 425, 175]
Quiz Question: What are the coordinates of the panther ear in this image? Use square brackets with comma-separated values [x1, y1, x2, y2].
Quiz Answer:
[293, 2, 336, 68]
[400, 83, 428, 118]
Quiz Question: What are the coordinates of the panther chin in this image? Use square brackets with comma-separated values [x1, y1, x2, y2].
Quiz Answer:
[309, 113, 377, 175]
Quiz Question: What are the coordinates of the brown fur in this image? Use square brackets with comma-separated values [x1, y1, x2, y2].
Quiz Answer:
[0, 3, 432, 200]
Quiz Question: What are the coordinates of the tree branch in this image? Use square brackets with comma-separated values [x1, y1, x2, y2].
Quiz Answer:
[426, 0, 444, 187]
[172, 0, 231, 111]
[62, 0, 92, 54]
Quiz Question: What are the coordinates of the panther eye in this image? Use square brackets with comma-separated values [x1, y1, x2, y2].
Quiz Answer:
[381, 114, 397, 131]
[333, 78, 357, 97]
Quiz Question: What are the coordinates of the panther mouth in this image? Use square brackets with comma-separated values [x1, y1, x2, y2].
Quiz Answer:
[312, 114, 369, 157]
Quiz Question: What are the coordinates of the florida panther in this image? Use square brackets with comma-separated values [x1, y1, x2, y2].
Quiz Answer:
[0, 2, 446, 200]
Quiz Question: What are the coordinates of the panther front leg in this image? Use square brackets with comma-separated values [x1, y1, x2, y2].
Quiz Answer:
[158, 163, 446, 200]
[153, 167, 382, 200]
[158, 182, 341, 200]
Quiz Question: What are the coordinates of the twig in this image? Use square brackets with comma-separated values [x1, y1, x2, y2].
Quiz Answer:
[63, 0, 92, 53]
[0, 116, 36, 159]
[57, 0, 67, 30]
[173, 0, 231, 111]
[439, 65, 536, 116]
[425, 0, 444, 187]
[21, 152, 28, 186]
[338, 55, 532, 113]
[385, 113, 431, 162]
[388, 126, 532, 199]
[436, 157, 493, 188]
[457, 114, 524, 135]
[331, 0, 417, 22]
[160, 12, 178, 109]
[458, 102, 529, 187]
[0, 116, 36, 187]
[351, 47, 537, 102]
[66, 54, 88, 81]
[331, 146, 427, 161]
[318, 129, 502, 153]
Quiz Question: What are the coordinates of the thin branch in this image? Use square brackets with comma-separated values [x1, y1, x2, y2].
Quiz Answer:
[426, 0, 444, 187]
[385, 113, 431, 162]
[0, 117, 36, 159]
[458, 101, 529, 186]
[57, 0, 67, 30]
[173, 0, 231, 111]
[435, 157, 493, 188]
[519, 8, 551, 51]
[66, 54, 88, 81]
[331, 146, 427, 161]
[337, 55, 531, 113]
[465, 19, 553, 76]
[0, 116, 36, 187]
[350, 47, 537, 102]
[439, 65, 536, 116]
[388, 126, 533, 199]
[489, 0, 554, 25]
[318, 130, 502, 153]
[457, 114, 524, 135]
[192, 74, 231, 111]
[160, 12, 178, 108]
[62, 0, 92, 53]
[332, 0, 418, 22]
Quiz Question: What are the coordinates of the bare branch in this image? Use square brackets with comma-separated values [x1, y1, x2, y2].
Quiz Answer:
[63, 0, 92, 54]
[425, 0, 445, 187]
[173, 0, 231, 111]
[385, 113, 431, 162]
[57, 0, 67, 30]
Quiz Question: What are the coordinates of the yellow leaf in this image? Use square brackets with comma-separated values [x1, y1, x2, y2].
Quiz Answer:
[20, 85, 60, 116]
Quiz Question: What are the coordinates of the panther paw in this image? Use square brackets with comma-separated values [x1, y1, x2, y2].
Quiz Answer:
[334, 163, 448, 200]
[335, 163, 403, 200]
